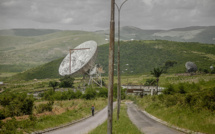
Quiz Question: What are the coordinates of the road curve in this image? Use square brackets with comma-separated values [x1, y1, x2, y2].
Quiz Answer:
[44, 102, 116, 134]
[126, 102, 184, 134]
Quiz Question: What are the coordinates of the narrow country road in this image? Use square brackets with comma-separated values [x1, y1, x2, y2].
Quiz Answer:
[44, 102, 116, 134]
[126, 102, 184, 134]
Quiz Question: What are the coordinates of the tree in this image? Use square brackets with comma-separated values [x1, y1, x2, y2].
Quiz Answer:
[59, 75, 75, 88]
[163, 60, 177, 73]
[150, 68, 163, 95]
[164, 60, 177, 67]
[144, 78, 156, 86]
[49, 81, 59, 92]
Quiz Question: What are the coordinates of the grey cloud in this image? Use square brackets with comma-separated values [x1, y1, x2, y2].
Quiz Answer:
[0, 0, 214, 30]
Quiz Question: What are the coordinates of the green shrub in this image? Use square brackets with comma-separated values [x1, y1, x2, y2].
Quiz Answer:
[178, 83, 186, 94]
[200, 88, 215, 111]
[0, 109, 6, 120]
[163, 84, 176, 95]
[164, 95, 178, 107]
[67, 90, 76, 99]
[75, 90, 82, 98]
[144, 78, 156, 86]
[97, 88, 108, 98]
[59, 75, 75, 88]
[1, 117, 19, 133]
[49, 81, 59, 91]
[0, 93, 34, 117]
[36, 101, 54, 113]
[82, 87, 97, 100]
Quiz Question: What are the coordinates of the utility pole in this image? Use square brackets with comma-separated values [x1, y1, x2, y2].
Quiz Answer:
[115, 0, 128, 120]
[107, 0, 115, 133]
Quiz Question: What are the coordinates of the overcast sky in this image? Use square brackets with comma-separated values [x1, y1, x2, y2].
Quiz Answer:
[0, 0, 215, 31]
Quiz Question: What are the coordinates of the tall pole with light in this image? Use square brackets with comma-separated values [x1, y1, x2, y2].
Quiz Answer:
[107, 0, 115, 133]
[115, 0, 128, 120]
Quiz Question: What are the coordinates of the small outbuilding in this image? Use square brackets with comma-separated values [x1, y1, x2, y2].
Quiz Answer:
[122, 85, 165, 96]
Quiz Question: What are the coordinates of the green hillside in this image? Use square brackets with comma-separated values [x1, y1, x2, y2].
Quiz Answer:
[1, 26, 215, 73]
[10, 40, 215, 80]
[0, 30, 108, 72]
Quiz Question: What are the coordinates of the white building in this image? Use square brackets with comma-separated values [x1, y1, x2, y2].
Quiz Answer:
[122, 85, 165, 96]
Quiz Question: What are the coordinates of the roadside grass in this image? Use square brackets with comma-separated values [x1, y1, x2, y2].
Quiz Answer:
[1, 98, 107, 133]
[31, 98, 107, 132]
[89, 102, 143, 134]
[133, 95, 215, 134]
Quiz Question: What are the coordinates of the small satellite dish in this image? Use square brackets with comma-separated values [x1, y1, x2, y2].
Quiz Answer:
[59, 40, 97, 76]
[185, 61, 197, 73]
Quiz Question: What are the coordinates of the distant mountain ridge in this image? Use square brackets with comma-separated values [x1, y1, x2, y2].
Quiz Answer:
[0, 26, 214, 44]
[0, 29, 60, 36]
[96, 25, 215, 44]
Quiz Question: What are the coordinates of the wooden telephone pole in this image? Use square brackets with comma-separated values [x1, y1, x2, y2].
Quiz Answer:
[107, 0, 115, 133]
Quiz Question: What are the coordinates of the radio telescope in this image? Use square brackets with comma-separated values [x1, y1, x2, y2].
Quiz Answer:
[185, 61, 197, 73]
[59, 40, 103, 87]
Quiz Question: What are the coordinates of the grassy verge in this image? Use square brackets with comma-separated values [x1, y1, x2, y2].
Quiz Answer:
[127, 79, 215, 134]
[1, 98, 107, 133]
[131, 94, 215, 133]
[89, 101, 143, 134]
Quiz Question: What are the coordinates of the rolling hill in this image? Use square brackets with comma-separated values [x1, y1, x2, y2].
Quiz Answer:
[0, 30, 108, 72]
[0, 26, 215, 73]
[96, 26, 215, 44]
[10, 40, 215, 80]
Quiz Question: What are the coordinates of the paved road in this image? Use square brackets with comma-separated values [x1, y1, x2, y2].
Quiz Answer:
[126, 102, 184, 134]
[44, 102, 116, 134]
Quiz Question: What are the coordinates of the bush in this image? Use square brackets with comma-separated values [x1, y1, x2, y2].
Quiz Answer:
[49, 81, 59, 91]
[75, 90, 82, 98]
[201, 88, 215, 111]
[144, 78, 156, 86]
[0, 110, 5, 120]
[0, 93, 34, 117]
[1, 117, 18, 133]
[178, 83, 186, 94]
[59, 75, 75, 88]
[97, 88, 108, 98]
[163, 84, 176, 95]
[164, 95, 178, 107]
[67, 90, 76, 99]
[82, 87, 97, 100]
[36, 101, 54, 113]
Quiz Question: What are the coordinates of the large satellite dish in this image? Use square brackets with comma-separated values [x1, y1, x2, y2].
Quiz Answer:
[185, 61, 197, 73]
[59, 40, 98, 76]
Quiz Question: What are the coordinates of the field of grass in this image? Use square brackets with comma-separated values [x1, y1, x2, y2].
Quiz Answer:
[133, 96, 215, 134]
[1, 98, 107, 133]
[1, 74, 215, 133]
[131, 78, 215, 134]
[119, 73, 215, 86]
[89, 101, 142, 134]
[2, 73, 215, 94]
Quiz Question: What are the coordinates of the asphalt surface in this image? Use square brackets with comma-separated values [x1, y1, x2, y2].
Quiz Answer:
[44, 102, 116, 134]
[126, 102, 184, 134]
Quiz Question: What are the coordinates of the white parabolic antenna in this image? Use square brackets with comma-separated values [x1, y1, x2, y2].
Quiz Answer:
[59, 40, 98, 76]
